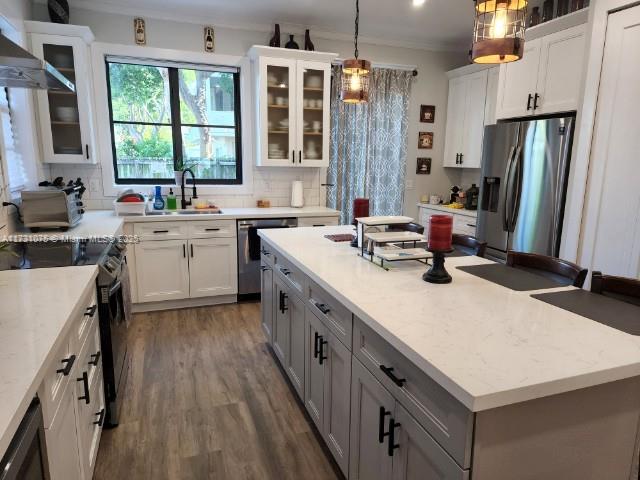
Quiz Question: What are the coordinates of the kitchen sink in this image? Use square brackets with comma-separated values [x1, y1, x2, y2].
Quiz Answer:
[146, 210, 223, 216]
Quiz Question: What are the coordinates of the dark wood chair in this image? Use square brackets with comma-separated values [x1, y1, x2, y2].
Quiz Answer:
[506, 251, 588, 288]
[387, 222, 425, 234]
[452, 234, 487, 258]
[591, 271, 640, 306]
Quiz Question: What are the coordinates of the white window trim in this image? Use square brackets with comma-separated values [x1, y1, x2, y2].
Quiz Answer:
[91, 42, 254, 197]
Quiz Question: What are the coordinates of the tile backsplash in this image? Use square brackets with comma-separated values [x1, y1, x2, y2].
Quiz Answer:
[49, 164, 327, 210]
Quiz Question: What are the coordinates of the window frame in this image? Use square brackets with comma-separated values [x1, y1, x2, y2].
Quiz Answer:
[105, 59, 243, 185]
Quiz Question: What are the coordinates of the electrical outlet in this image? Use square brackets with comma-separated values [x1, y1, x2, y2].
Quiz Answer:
[89, 179, 101, 193]
[406, 179, 415, 190]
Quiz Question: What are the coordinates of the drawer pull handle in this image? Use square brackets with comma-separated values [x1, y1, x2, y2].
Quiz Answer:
[205, 228, 220, 231]
[89, 351, 101, 367]
[93, 409, 105, 427]
[387, 418, 401, 457]
[280, 267, 291, 276]
[56, 355, 76, 376]
[85, 305, 97, 317]
[466, 224, 476, 228]
[77, 371, 90, 404]
[378, 406, 391, 443]
[316, 303, 331, 315]
[153, 230, 169, 234]
[380, 365, 407, 387]
[260, 265, 269, 271]
[260, 249, 271, 256]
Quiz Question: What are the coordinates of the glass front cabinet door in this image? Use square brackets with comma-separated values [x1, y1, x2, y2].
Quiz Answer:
[29, 32, 96, 164]
[254, 51, 332, 168]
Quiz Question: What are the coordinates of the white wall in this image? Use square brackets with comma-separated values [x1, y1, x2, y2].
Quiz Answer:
[30, 4, 467, 217]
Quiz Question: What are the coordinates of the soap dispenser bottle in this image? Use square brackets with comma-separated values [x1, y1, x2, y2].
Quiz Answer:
[153, 186, 165, 210]
[166, 188, 177, 210]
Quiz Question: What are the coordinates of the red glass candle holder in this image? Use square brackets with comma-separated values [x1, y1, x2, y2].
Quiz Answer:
[427, 215, 453, 252]
[424, 215, 453, 284]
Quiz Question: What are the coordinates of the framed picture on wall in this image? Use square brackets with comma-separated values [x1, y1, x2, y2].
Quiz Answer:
[418, 132, 433, 149]
[416, 158, 431, 175]
[420, 105, 435, 123]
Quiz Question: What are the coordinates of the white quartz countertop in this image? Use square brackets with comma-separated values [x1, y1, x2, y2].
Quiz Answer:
[418, 203, 478, 218]
[5, 211, 124, 241]
[0, 266, 98, 459]
[259, 225, 640, 412]
[121, 206, 340, 222]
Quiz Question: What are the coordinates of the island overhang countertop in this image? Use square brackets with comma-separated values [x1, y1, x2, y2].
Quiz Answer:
[258, 225, 640, 412]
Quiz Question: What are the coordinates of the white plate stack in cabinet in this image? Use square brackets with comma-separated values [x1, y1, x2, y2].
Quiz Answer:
[443, 66, 498, 169]
[496, 23, 587, 120]
[248, 46, 337, 168]
[25, 21, 97, 164]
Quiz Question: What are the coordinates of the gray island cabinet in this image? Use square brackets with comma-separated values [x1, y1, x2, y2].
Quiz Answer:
[258, 227, 640, 480]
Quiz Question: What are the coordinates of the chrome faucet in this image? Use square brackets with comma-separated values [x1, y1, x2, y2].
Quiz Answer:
[180, 168, 198, 210]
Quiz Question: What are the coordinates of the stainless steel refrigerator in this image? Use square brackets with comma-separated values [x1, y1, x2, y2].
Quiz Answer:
[476, 115, 575, 260]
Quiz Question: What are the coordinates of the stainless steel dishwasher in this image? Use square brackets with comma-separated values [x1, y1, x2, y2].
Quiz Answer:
[237, 218, 297, 296]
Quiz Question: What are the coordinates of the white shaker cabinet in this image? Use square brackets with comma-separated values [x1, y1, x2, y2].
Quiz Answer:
[496, 24, 586, 119]
[188, 238, 238, 298]
[26, 22, 96, 164]
[134, 240, 190, 303]
[249, 46, 337, 168]
[45, 385, 83, 480]
[443, 70, 488, 169]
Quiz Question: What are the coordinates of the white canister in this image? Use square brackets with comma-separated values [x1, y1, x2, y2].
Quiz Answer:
[429, 195, 442, 205]
[291, 181, 304, 208]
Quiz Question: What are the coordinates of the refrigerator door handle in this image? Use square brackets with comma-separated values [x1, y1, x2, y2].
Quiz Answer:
[508, 145, 523, 232]
[502, 145, 517, 231]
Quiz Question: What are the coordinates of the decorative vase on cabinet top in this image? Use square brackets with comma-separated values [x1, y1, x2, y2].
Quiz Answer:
[285, 35, 299, 49]
[269, 24, 281, 47]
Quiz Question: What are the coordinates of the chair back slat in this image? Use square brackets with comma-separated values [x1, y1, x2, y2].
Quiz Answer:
[452, 234, 487, 258]
[506, 251, 588, 288]
[592, 271, 640, 306]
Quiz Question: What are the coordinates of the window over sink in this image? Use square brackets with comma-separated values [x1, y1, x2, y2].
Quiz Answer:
[105, 57, 242, 185]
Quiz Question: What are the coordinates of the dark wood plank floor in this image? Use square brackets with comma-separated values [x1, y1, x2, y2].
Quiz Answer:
[94, 303, 341, 480]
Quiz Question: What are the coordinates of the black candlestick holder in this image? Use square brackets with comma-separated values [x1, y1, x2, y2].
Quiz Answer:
[422, 249, 454, 284]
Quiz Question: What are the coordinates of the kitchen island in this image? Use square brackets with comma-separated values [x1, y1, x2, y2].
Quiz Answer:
[258, 225, 640, 480]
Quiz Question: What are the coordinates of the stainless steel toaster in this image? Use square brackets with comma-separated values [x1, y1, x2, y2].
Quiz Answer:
[21, 183, 85, 232]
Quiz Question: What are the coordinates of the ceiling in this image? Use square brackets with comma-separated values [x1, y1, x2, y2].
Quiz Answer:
[69, 0, 475, 51]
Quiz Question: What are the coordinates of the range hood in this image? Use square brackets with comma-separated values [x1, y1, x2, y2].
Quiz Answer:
[0, 34, 75, 92]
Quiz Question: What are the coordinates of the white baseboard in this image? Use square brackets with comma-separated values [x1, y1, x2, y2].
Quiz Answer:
[132, 294, 237, 313]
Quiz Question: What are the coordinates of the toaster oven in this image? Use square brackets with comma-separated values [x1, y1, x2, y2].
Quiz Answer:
[21, 184, 84, 231]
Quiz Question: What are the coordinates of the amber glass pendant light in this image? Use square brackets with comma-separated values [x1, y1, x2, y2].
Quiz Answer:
[472, 0, 527, 64]
[341, 0, 371, 104]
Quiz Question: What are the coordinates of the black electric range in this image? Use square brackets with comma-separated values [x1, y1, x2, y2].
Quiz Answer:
[1, 239, 131, 428]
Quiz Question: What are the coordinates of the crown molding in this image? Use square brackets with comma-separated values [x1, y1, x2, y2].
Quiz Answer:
[33, 0, 468, 53]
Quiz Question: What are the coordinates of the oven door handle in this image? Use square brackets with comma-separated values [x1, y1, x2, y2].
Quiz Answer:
[108, 280, 122, 296]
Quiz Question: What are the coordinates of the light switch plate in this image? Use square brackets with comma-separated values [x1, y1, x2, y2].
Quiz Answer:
[406, 179, 415, 190]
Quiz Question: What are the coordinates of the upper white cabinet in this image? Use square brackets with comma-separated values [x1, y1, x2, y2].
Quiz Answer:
[249, 46, 337, 168]
[25, 22, 96, 164]
[496, 24, 587, 120]
[443, 69, 489, 169]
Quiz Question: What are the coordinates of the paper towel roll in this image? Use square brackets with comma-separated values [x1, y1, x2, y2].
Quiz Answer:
[291, 181, 304, 208]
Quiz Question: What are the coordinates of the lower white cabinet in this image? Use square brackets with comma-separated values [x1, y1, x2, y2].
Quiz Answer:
[189, 237, 238, 298]
[45, 385, 83, 480]
[419, 207, 477, 237]
[134, 231, 237, 303]
[134, 240, 190, 302]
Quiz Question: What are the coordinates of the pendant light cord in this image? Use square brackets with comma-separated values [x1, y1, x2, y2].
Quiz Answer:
[354, 0, 360, 59]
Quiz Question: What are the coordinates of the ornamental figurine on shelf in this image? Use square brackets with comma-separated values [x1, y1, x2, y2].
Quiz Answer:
[269, 24, 281, 47]
[285, 34, 299, 49]
[48, 0, 70, 24]
[423, 215, 454, 284]
[204, 26, 215, 52]
[304, 30, 315, 51]
[134, 18, 146, 45]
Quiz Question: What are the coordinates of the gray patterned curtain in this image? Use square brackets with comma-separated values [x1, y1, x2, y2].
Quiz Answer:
[327, 66, 413, 225]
